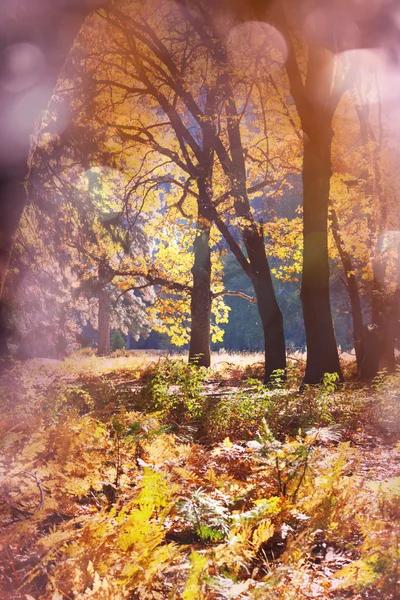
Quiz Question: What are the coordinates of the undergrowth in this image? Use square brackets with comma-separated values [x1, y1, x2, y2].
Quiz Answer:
[0, 355, 398, 599]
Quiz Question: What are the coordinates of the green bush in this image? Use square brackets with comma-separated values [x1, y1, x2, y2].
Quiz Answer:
[140, 358, 208, 427]
[111, 329, 126, 351]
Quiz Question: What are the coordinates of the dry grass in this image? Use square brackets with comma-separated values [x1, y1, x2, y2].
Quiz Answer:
[210, 350, 264, 369]
[7, 350, 267, 379]
[0, 352, 268, 407]
[2, 349, 357, 392]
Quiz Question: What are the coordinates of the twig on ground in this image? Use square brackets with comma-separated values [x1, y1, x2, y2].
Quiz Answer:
[286, 355, 306, 364]
[16, 471, 45, 512]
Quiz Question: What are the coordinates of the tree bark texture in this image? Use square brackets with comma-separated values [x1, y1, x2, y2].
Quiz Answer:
[284, 43, 342, 383]
[243, 228, 286, 381]
[189, 228, 212, 368]
[189, 178, 212, 368]
[301, 130, 342, 383]
[220, 68, 286, 381]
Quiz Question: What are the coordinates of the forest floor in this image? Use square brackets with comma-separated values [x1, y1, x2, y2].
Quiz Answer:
[0, 351, 399, 600]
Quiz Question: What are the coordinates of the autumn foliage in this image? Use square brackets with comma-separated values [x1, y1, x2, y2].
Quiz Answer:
[1, 354, 399, 599]
[1, 1, 400, 598]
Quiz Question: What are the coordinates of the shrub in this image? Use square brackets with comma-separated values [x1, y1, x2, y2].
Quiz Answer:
[111, 329, 126, 351]
[140, 358, 207, 428]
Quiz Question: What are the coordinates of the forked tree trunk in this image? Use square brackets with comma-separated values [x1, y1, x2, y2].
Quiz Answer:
[283, 42, 344, 384]
[301, 131, 342, 383]
[97, 286, 111, 356]
[180, 10, 286, 382]
[218, 60, 286, 381]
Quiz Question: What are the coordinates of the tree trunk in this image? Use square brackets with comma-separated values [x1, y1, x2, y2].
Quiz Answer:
[346, 274, 365, 374]
[218, 65, 286, 381]
[301, 131, 342, 383]
[187, 18, 287, 382]
[257, 285, 286, 382]
[0, 164, 29, 356]
[189, 228, 212, 368]
[189, 180, 212, 368]
[330, 208, 365, 373]
[381, 287, 400, 373]
[361, 258, 393, 379]
[56, 307, 68, 359]
[97, 286, 111, 356]
[0, 302, 10, 357]
[283, 43, 344, 384]
[244, 228, 286, 381]
[364, 263, 399, 377]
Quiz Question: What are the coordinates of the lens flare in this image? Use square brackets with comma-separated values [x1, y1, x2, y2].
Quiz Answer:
[0, 84, 53, 162]
[303, 7, 360, 52]
[338, 47, 400, 106]
[345, 0, 384, 21]
[227, 21, 288, 73]
[11, 85, 52, 136]
[0, 43, 45, 93]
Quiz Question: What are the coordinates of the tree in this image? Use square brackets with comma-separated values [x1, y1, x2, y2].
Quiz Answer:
[25, 128, 155, 357]
[272, 1, 400, 383]
[330, 65, 400, 378]
[7, 206, 86, 358]
[73, 0, 302, 380]
[0, 0, 108, 357]
[56, 9, 225, 367]
[2, 0, 398, 369]
[181, 1, 289, 379]
[26, 89, 232, 361]
[272, 5, 353, 382]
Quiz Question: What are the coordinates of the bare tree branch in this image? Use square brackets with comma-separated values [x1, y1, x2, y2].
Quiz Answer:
[213, 289, 257, 303]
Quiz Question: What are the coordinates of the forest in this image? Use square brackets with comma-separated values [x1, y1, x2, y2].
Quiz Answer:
[0, 0, 400, 598]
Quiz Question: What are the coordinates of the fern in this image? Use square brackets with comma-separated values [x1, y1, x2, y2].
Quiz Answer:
[182, 551, 208, 600]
